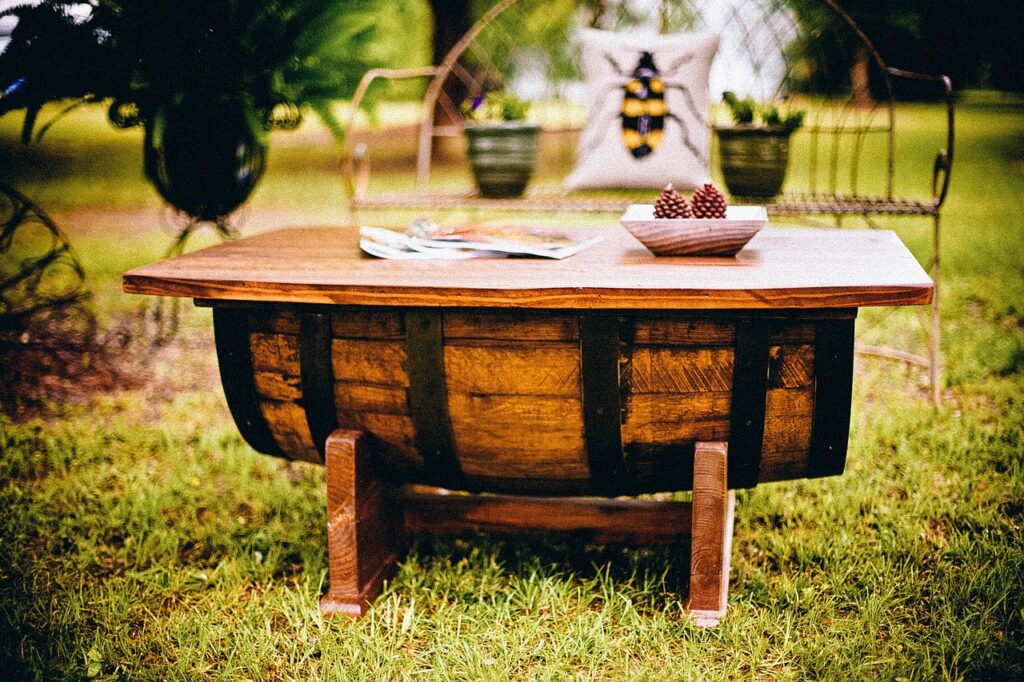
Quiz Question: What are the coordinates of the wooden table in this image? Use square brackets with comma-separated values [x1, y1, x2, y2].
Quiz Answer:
[124, 225, 932, 626]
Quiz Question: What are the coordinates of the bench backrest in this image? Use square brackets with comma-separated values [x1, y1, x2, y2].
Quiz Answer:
[392, 0, 951, 204]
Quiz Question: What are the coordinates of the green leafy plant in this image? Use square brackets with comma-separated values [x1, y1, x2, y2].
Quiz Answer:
[461, 91, 531, 123]
[0, 0, 387, 142]
[722, 91, 805, 133]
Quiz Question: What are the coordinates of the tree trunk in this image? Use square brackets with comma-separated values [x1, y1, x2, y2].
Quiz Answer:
[429, 0, 473, 68]
[851, 44, 873, 108]
[427, 0, 474, 144]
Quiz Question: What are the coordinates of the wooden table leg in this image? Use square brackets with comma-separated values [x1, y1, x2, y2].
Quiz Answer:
[318, 431, 736, 622]
[319, 429, 401, 617]
[687, 441, 735, 627]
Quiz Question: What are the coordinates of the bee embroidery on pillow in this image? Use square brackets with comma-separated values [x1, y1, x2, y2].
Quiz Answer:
[581, 50, 707, 163]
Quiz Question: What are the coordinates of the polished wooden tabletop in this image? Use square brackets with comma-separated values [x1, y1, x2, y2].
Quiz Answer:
[123, 225, 933, 310]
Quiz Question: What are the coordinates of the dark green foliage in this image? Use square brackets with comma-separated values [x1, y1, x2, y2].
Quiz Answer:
[880, 0, 1024, 93]
[723, 91, 755, 124]
[0, 0, 389, 142]
[722, 91, 804, 133]
[785, 0, 1024, 95]
[784, 0, 921, 98]
[461, 91, 531, 122]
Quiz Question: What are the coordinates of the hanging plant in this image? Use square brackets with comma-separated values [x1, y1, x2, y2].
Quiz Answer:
[0, 0, 388, 219]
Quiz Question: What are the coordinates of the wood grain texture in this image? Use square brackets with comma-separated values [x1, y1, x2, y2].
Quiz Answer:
[246, 306, 402, 339]
[443, 342, 579, 396]
[230, 306, 843, 493]
[248, 331, 319, 463]
[320, 429, 401, 618]
[768, 344, 814, 388]
[331, 310, 404, 339]
[124, 226, 933, 310]
[331, 339, 409, 387]
[212, 309, 283, 457]
[250, 309, 300, 334]
[770, 322, 817, 344]
[688, 441, 732, 623]
[403, 491, 694, 544]
[334, 383, 408, 415]
[619, 205, 766, 257]
[625, 347, 734, 393]
[760, 387, 815, 479]
[251, 332, 300, 372]
[253, 370, 301, 401]
[444, 311, 578, 341]
[316, 400, 419, 463]
[763, 392, 814, 450]
[448, 393, 588, 480]
[632, 319, 734, 346]
[248, 317, 419, 468]
[258, 400, 316, 462]
[622, 392, 732, 445]
[359, 414, 422, 471]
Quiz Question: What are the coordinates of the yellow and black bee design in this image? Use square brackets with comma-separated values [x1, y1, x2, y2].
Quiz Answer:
[584, 51, 706, 163]
[621, 51, 669, 158]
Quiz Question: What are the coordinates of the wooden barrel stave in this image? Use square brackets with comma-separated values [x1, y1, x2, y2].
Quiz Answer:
[443, 312, 588, 491]
[249, 326, 316, 462]
[223, 305, 849, 495]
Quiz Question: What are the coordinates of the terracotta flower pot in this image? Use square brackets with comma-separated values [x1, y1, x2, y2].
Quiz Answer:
[464, 122, 540, 199]
[715, 126, 793, 198]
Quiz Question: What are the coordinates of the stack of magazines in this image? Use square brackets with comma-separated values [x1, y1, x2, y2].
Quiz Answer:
[359, 224, 602, 260]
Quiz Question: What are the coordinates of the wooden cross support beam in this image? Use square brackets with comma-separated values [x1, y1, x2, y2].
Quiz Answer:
[319, 429, 735, 626]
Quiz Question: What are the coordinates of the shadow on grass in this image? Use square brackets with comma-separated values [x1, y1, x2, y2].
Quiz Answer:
[405, 531, 691, 611]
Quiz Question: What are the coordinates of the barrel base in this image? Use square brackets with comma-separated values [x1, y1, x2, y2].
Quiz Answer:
[320, 429, 736, 626]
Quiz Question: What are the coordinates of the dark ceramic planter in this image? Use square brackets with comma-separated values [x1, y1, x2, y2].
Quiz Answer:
[464, 122, 540, 199]
[144, 98, 268, 221]
[715, 126, 793, 198]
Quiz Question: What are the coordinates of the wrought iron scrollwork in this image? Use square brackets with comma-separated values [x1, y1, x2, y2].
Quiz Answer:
[0, 183, 98, 408]
[0, 183, 91, 334]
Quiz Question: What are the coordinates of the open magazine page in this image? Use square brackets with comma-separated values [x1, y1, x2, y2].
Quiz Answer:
[420, 225, 603, 258]
[359, 224, 602, 260]
[359, 227, 502, 260]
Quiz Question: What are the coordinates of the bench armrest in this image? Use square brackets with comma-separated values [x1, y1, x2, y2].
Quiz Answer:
[885, 67, 955, 208]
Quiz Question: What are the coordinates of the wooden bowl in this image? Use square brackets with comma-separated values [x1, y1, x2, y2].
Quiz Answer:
[620, 204, 768, 256]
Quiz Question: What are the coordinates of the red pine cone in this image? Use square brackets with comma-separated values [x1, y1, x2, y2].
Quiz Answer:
[691, 183, 728, 219]
[653, 183, 693, 219]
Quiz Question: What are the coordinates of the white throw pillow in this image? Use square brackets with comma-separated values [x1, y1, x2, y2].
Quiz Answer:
[565, 29, 720, 190]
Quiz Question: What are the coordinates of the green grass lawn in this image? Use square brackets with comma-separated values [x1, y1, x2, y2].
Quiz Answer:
[1, 98, 1023, 680]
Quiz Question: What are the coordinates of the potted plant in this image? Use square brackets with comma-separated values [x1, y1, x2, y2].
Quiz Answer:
[0, 0, 385, 222]
[461, 91, 540, 199]
[715, 91, 805, 198]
